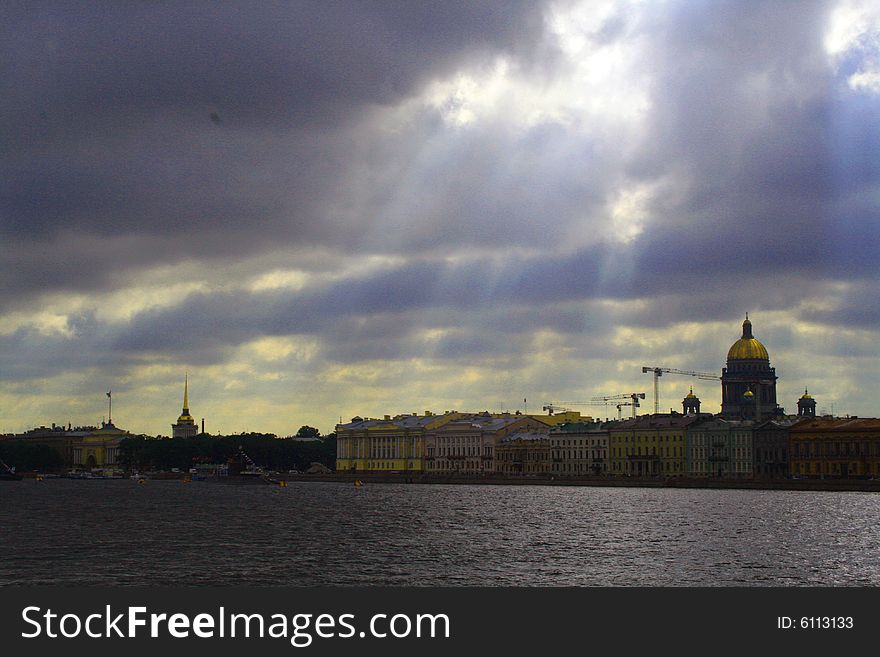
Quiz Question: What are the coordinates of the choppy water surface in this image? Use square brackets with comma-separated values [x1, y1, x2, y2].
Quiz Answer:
[1, 480, 878, 586]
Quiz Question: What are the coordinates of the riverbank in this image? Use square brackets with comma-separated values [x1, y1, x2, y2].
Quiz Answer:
[287, 472, 880, 493]
[14, 470, 880, 492]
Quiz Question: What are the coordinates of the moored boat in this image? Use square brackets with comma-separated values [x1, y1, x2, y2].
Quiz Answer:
[0, 459, 22, 481]
[210, 447, 277, 484]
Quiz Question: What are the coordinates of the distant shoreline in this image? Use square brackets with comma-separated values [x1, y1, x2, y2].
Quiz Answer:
[291, 472, 880, 493]
[13, 471, 880, 493]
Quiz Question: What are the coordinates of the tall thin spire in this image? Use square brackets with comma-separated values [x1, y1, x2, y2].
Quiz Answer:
[173, 373, 197, 436]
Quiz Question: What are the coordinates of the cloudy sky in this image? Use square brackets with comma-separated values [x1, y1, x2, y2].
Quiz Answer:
[2, 0, 879, 436]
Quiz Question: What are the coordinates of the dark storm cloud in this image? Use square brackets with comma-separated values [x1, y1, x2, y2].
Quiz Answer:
[4, 0, 880, 385]
[1, 1, 548, 305]
[2, 1, 545, 141]
[610, 0, 880, 314]
[0, 242, 822, 382]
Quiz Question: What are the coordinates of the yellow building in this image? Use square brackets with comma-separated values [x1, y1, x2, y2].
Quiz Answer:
[335, 412, 464, 473]
[608, 414, 700, 477]
[71, 421, 130, 471]
[526, 411, 591, 425]
[336, 410, 562, 474]
[789, 417, 880, 478]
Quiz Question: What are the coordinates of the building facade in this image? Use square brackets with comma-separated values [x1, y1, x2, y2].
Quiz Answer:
[549, 421, 609, 476]
[13, 424, 92, 466]
[753, 418, 796, 478]
[425, 414, 550, 475]
[71, 421, 129, 470]
[789, 417, 880, 478]
[686, 417, 754, 478]
[609, 414, 697, 477]
[11, 422, 129, 471]
[335, 412, 465, 473]
[495, 433, 552, 475]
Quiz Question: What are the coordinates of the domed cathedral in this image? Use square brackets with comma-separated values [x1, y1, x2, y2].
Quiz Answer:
[720, 315, 780, 421]
[171, 375, 199, 438]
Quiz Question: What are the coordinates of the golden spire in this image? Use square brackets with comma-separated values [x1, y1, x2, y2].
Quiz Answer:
[176, 374, 194, 423]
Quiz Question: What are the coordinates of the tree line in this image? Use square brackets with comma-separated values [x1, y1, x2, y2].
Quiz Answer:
[0, 442, 64, 471]
[119, 432, 336, 472]
[0, 426, 336, 473]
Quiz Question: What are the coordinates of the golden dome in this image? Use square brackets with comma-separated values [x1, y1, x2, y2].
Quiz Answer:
[743, 388, 754, 398]
[800, 388, 812, 400]
[727, 316, 769, 360]
[685, 388, 697, 399]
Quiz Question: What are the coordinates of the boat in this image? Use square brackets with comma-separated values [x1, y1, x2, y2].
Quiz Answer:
[211, 447, 276, 485]
[0, 459, 22, 481]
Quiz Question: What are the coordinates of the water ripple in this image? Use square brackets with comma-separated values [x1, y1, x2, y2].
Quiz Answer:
[1, 481, 879, 586]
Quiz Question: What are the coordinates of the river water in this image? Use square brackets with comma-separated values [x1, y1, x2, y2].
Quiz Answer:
[1, 480, 878, 586]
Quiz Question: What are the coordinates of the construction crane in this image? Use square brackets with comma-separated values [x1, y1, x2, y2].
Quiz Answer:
[614, 402, 635, 419]
[543, 393, 646, 419]
[641, 367, 720, 414]
[542, 401, 609, 417]
[591, 393, 646, 419]
[542, 403, 570, 415]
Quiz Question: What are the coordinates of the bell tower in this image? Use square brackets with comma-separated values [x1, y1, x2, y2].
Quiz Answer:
[797, 389, 817, 418]
[682, 388, 701, 415]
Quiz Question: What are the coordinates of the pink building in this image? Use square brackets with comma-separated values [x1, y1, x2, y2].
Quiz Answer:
[425, 413, 551, 475]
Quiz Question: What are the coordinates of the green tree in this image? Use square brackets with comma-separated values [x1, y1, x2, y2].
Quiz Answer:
[117, 432, 336, 473]
[0, 442, 64, 471]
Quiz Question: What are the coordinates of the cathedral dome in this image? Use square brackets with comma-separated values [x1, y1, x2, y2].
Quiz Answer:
[727, 316, 769, 361]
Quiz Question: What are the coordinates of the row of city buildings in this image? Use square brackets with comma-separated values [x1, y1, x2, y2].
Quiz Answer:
[335, 405, 880, 480]
[336, 317, 880, 479]
[1, 377, 202, 471]
[5, 420, 130, 470]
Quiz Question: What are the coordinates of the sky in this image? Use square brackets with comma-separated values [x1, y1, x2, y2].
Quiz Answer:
[2, 0, 879, 436]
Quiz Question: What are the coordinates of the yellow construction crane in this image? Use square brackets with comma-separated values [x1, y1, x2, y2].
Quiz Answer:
[641, 367, 720, 414]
